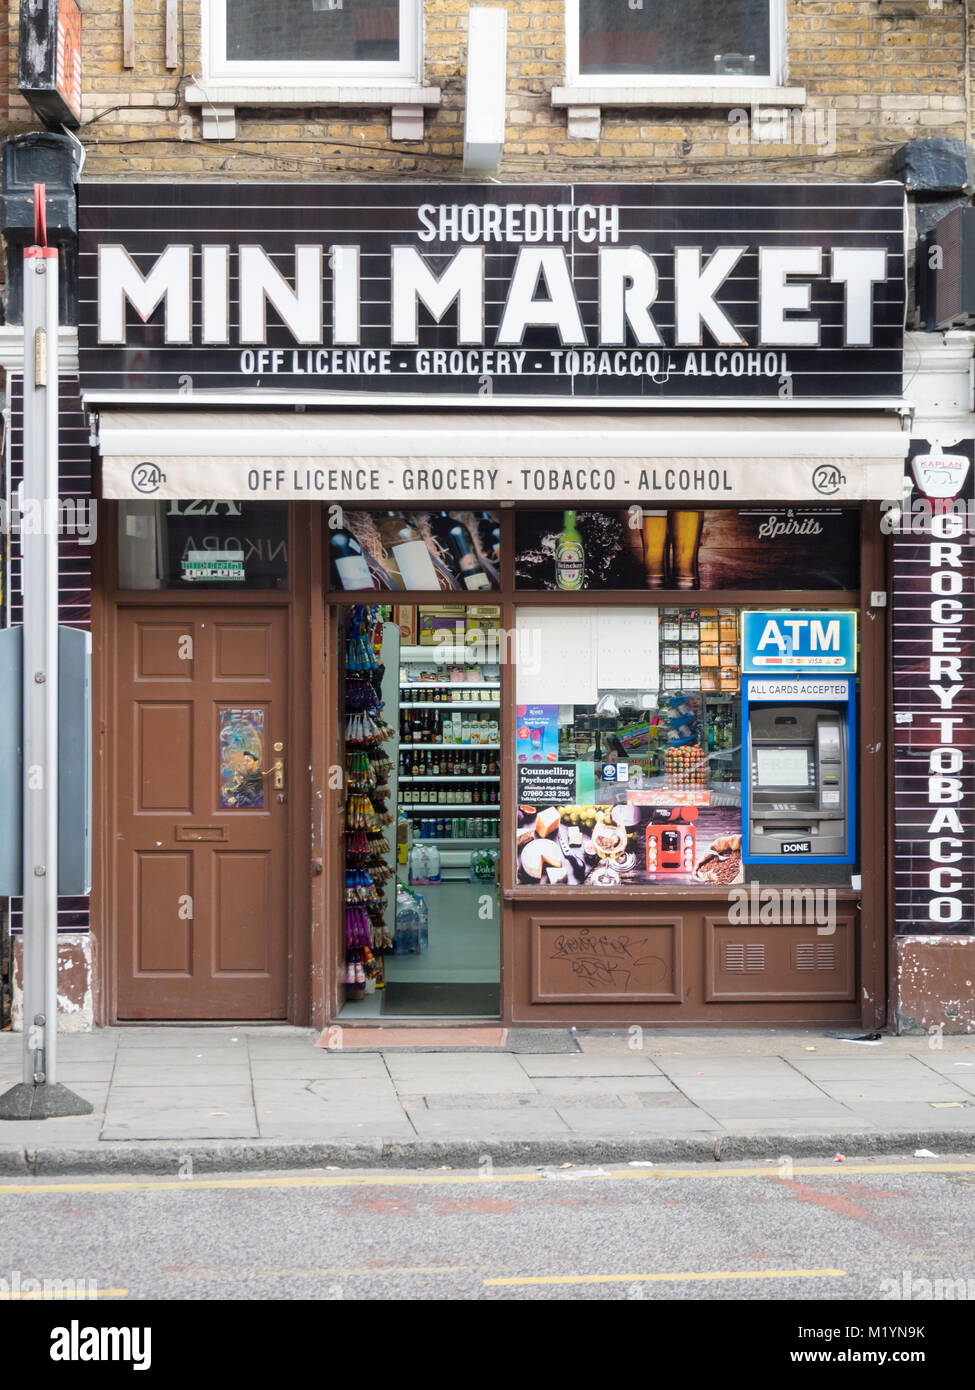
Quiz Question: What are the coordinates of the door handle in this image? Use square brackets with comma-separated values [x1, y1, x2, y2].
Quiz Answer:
[272, 759, 285, 791]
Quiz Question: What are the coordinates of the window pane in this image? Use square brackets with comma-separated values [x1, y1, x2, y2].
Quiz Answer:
[577, 0, 771, 78]
[118, 501, 289, 590]
[513, 605, 743, 888]
[226, 0, 401, 63]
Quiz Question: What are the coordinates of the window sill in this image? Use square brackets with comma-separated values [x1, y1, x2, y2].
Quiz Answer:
[552, 83, 806, 140]
[185, 82, 441, 141]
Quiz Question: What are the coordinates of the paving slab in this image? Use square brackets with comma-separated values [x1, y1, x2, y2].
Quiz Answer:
[558, 1107, 718, 1134]
[516, 1053, 662, 1077]
[250, 1055, 390, 1081]
[529, 1075, 677, 1096]
[308, 1077, 401, 1105]
[115, 1028, 249, 1048]
[632, 1092, 701, 1110]
[397, 1092, 619, 1111]
[100, 1116, 259, 1140]
[670, 1077, 826, 1102]
[101, 1084, 257, 1140]
[693, 1097, 861, 1121]
[841, 1102, 975, 1131]
[256, 1119, 417, 1141]
[813, 1077, 973, 1103]
[34, 1036, 120, 1060]
[789, 1057, 948, 1080]
[655, 1056, 810, 1077]
[384, 1054, 536, 1095]
[110, 1063, 252, 1088]
[405, 1106, 571, 1138]
[0, 1117, 106, 1144]
[50, 1062, 117, 1083]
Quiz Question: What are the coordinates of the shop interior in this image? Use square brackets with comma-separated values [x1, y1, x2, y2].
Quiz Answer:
[339, 602, 502, 1019]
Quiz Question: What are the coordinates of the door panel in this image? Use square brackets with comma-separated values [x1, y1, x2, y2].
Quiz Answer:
[213, 852, 272, 974]
[136, 704, 193, 810]
[135, 853, 193, 974]
[116, 607, 289, 1019]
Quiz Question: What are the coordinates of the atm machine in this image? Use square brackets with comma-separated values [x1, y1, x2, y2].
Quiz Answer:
[742, 683, 855, 864]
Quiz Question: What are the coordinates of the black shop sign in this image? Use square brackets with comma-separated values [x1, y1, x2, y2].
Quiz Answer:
[78, 182, 905, 403]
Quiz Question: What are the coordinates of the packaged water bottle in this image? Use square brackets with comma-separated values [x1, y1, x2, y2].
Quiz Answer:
[395, 885, 420, 954]
[415, 891, 429, 953]
[409, 842, 441, 885]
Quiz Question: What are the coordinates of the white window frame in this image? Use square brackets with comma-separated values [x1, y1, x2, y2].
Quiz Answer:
[204, 0, 422, 87]
[566, 0, 786, 89]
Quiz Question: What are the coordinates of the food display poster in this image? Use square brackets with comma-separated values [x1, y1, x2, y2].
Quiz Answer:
[516, 800, 743, 888]
[515, 705, 560, 763]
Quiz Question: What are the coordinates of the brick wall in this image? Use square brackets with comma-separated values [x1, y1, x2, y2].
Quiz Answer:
[3, 0, 973, 181]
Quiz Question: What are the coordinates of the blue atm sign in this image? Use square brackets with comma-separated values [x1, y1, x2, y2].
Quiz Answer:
[741, 610, 858, 675]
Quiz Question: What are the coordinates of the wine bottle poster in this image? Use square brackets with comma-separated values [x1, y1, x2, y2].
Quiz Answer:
[515, 509, 859, 591]
[331, 510, 501, 592]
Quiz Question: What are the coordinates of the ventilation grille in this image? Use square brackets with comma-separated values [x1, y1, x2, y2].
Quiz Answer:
[725, 943, 766, 973]
[794, 943, 837, 972]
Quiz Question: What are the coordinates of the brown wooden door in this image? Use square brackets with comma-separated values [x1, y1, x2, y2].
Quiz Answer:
[115, 607, 290, 1019]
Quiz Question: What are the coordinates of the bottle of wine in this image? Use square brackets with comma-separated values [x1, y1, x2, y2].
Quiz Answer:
[329, 528, 374, 591]
[377, 511, 439, 591]
[556, 510, 585, 591]
[445, 515, 492, 591]
[478, 510, 501, 568]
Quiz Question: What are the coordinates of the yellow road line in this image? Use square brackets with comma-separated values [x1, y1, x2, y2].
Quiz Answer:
[0, 1290, 128, 1299]
[0, 1161, 972, 1197]
[485, 1268, 846, 1287]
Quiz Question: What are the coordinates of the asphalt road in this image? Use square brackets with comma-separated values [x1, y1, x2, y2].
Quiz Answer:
[1, 1158, 974, 1303]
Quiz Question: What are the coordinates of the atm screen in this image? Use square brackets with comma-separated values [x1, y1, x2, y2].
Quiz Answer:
[755, 747, 810, 787]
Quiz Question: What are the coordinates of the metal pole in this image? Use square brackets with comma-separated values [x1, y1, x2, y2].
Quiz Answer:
[0, 186, 91, 1119]
[21, 186, 60, 1090]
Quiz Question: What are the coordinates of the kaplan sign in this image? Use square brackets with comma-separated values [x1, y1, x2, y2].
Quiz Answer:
[77, 183, 905, 403]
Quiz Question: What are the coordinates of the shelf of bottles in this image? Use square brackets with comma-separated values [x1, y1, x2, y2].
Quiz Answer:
[401, 700, 500, 710]
[412, 816, 501, 843]
[398, 708, 499, 741]
[399, 751, 500, 778]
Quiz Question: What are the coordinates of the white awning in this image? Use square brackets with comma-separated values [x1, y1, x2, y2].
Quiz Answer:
[97, 409, 910, 503]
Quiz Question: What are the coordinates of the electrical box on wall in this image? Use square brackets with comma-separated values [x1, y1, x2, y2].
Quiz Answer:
[921, 206, 975, 330]
[18, 0, 83, 129]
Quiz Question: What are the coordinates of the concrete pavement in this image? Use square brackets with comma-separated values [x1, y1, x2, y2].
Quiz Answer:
[1, 1026, 974, 1174]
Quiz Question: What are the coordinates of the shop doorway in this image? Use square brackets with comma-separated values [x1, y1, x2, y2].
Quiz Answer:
[338, 603, 502, 1018]
[113, 606, 291, 1019]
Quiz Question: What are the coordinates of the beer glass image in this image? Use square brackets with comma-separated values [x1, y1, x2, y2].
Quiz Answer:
[668, 510, 703, 590]
[641, 509, 668, 588]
